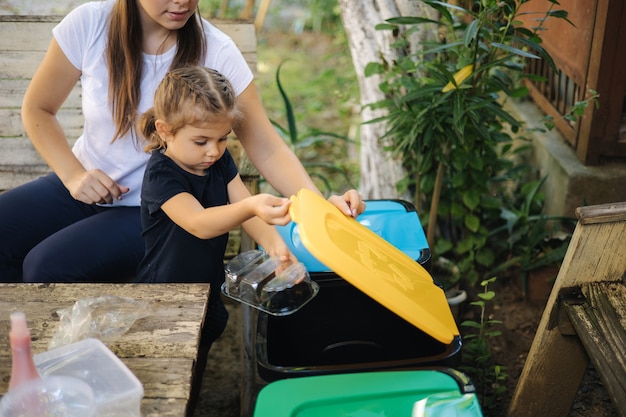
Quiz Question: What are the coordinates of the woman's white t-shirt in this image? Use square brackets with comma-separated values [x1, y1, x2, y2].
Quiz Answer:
[52, 0, 254, 207]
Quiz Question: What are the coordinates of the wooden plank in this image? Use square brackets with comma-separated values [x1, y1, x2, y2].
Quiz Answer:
[0, 170, 50, 193]
[561, 282, 626, 417]
[0, 110, 83, 139]
[575, 201, 626, 225]
[0, 18, 57, 52]
[0, 51, 49, 78]
[508, 204, 626, 417]
[0, 80, 81, 108]
[142, 397, 188, 417]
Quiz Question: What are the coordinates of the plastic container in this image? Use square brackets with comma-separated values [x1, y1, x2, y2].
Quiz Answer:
[0, 376, 96, 417]
[222, 250, 319, 316]
[253, 369, 483, 417]
[33, 338, 143, 417]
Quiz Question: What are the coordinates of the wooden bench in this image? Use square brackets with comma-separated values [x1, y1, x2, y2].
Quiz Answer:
[508, 201, 626, 417]
[0, 15, 259, 193]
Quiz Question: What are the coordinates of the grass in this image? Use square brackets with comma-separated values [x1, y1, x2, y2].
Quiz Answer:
[255, 30, 359, 137]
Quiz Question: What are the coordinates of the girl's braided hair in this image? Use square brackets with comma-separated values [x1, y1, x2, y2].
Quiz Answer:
[137, 66, 241, 152]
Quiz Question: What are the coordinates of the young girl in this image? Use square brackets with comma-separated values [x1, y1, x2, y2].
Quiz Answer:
[136, 66, 295, 408]
[1, 0, 363, 284]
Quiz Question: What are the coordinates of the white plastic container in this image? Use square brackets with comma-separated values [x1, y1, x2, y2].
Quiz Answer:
[33, 338, 143, 417]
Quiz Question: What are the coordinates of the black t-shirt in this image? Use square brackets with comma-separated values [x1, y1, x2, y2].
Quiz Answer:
[136, 149, 238, 284]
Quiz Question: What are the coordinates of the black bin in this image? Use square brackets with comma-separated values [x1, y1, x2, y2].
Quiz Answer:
[251, 196, 461, 384]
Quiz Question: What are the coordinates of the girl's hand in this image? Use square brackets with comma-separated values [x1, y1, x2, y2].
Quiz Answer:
[328, 189, 366, 218]
[66, 169, 129, 205]
[252, 194, 291, 226]
[264, 239, 297, 265]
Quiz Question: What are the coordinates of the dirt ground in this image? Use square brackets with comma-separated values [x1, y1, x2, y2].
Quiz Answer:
[193, 277, 620, 417]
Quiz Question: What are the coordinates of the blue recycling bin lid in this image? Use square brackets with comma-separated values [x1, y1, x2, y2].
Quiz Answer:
[276, 199, 429, 272]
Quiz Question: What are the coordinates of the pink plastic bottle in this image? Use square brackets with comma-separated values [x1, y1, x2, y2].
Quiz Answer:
[8, 311, 41, 390]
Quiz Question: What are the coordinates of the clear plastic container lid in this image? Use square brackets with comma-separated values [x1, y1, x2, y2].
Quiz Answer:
[222, 250, 319, 316]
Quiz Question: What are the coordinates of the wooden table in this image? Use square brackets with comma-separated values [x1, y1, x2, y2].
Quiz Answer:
[0, 283, 210, 417]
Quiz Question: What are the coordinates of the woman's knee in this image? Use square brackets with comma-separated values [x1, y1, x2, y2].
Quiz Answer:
[22, 246, 68, 283]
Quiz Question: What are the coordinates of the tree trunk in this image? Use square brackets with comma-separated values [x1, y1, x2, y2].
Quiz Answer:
[338, 0, 437, 199]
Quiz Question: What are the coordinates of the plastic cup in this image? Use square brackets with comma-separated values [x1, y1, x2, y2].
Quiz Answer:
[0, 376, 96, 417]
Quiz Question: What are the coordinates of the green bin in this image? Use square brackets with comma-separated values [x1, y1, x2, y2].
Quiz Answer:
[253, 369, 483, 417]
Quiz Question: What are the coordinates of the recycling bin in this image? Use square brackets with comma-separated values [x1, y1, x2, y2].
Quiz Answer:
[253, 369, 483, 417]
[255, 271, 462, 382]
[254, 194, 461, 382]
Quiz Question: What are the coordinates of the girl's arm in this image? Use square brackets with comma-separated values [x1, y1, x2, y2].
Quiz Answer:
[160, 174, 290, 242]
[233, 83, 365, 217]
[228, 177, 294, 262]
[21, 39, 128, 204]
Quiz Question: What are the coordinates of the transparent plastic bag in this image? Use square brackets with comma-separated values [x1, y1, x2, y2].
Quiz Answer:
[49, 295, 152, 349]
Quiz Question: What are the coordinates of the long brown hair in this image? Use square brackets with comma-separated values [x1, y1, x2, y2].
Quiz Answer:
[106, 0, 207, 142]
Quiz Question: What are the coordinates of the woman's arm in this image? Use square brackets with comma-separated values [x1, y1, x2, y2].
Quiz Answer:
[233, 83, 365, 217]
[21, 39, 128, 204]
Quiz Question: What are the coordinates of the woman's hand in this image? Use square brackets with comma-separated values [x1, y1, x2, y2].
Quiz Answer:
[65, 169, 129, 205]
[328, 189, 366, 218]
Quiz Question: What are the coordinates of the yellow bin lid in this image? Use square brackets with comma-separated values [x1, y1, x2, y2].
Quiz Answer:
[289, 189, 459, 344]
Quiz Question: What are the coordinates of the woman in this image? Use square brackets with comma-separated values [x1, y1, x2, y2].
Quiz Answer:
[0, 0, 363, 283]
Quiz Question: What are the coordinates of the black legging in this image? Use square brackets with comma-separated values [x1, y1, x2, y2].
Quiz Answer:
[0, 173, 143, 283]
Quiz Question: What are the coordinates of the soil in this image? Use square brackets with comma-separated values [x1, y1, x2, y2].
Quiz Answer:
[193, 277, 620, 417]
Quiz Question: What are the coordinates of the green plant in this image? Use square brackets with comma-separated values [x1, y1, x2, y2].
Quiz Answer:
[460, 277, 507, 413]
[264, 61, 357, 196]
[365, 0, 576, 287]
[486, 176, 576, 290]
[541, 89, 600, 132]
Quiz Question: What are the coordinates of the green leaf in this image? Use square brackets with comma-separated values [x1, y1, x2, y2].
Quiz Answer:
[386, 16, 441, 25]
[461, 320, 483, 329]
[463, 19, 479, 47]
[476, 248, 495, 266]
[374, 23, 398, 31]
[463, 192, 480, 211]
[276, 61, 297, 144]
[490, 42, 540, 59]
[364, 62, 385, 77]
[478, 290, 496, 301]
[465, 214, 480, 232]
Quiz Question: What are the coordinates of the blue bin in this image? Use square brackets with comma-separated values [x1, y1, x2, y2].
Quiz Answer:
[276, 199, 431, 272]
